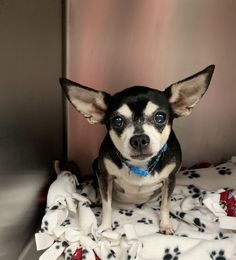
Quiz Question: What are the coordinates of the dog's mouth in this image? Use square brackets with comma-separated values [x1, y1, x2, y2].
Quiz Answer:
[130, 153, 153, 160]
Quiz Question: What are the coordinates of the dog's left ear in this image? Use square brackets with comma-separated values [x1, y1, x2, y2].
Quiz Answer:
[165, 65, 215, 117]
[60, 78, 110, 124]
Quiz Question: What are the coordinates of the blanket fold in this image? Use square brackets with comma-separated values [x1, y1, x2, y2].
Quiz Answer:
[35, 159, 236, 260]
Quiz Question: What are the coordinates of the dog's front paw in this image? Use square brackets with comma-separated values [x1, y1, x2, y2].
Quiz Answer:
[97, 224, 110, 233]
[159, 221, 174, 235]
[95, 224, 120, 241]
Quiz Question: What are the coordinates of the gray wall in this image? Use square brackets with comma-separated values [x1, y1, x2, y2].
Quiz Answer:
[0, 1, 63, 259]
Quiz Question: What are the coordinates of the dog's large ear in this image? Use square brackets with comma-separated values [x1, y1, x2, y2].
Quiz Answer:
[165, 65, 215, 117]
[60, 78, 110, 124]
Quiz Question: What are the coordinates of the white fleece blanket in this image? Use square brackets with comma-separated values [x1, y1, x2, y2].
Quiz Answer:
[35, 158, 236, 260]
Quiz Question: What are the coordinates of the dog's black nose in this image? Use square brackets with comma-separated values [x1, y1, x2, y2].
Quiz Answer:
[130, 134, 150, 150]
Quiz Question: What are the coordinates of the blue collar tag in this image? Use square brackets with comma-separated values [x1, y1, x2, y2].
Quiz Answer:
[125, 143, 168, 177]
[128, 166, 149, 177]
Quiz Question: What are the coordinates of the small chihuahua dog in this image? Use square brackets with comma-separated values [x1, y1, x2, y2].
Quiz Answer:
[60, 65, 215, 234]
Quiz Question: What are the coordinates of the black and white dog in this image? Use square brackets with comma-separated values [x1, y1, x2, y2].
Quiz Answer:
[60, 65, 215, 234]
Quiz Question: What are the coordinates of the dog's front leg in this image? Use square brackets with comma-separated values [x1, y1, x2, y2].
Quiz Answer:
[159, 178, 174, 235]
[99, 175, 113, 231]
[93, 160, 114, 232]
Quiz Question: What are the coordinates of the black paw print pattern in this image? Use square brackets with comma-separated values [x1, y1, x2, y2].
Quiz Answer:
[214, 232, 229, 240]
[40, 220, 49, 232]
[136, 204, 144, 209]
[151, 207, 160, 212]
[127, 251, 137, 260]
[94, 210, 101, 217]
[188, 185, 202, 199]
[179, 234, 188, 237]
[54, 240, 68, 250]
[137, 217, 153, 225]
[61, 219, 71, 227]
[170, 197, 183, 202]
[183, 170, 200, 179]
[193, 217, 206, 232]
[48, 201, 63, 211]
[50, 205, 59, 210]
[107, 249, 116, 259]
[89, 202, 98, 209]
[112, 221, 120, 231]
[81, 192, 88, 198]
[170, 213, 177, 219]
[175, 211, 186, 219]
[216, 166, 232, 176]
[210, 250, 226, 260]
[82, 201, 90, 208]
[65, 247, 73, 260]
[118, 209, 134, 216]
[163, 247, 181, 260]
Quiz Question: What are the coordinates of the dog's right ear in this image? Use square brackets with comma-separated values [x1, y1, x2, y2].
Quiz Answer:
[60, 78, 110, 124]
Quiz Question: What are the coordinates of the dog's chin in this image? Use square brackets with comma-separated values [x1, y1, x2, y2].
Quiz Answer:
[130, 153, 153, 161]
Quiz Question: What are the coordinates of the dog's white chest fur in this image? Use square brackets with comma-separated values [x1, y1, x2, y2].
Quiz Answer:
[104, 158, 176, 204]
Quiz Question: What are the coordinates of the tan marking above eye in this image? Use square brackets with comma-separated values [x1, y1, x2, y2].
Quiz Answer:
[143, 102, 159, 117]
[117, 104, 133, 118]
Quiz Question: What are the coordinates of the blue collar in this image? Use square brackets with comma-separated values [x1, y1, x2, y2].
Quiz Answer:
[122, 143, 168, 177]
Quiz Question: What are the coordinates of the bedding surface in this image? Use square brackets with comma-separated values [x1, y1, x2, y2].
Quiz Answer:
[35, 158, 236, 260]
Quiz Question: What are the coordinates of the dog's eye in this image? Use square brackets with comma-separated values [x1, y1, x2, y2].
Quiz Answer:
[111, 116, 124, 128]
[154, 112, 166, 124]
